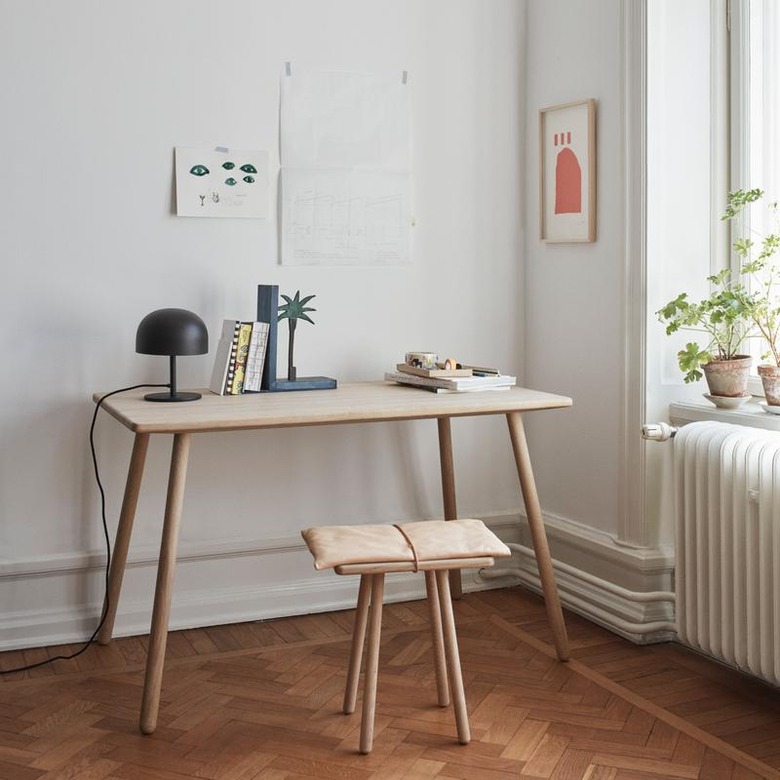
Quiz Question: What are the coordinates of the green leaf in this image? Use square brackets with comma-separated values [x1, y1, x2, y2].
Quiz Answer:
[677, 342, 710, 384]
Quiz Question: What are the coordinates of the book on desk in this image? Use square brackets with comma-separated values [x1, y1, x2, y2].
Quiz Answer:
[385, 367, 516, 393]
[209, 320, 270, 395]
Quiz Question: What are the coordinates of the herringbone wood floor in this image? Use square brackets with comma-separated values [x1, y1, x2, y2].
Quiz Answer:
[1, 586, 779, 779]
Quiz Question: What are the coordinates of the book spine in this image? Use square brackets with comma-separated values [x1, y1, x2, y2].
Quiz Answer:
[385, 370, 516, 391]
[395, 363, 473, 378]
[243, 322, 270, 392]
[229, 323, 253, 394]
[223, 322, 242, 394]
[209, 320, 240, 395]
[384, 371, 456, 389]
[256, 284, 279, 391]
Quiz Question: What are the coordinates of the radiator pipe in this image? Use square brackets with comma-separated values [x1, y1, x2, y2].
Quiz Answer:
[641, 422, 678, 441]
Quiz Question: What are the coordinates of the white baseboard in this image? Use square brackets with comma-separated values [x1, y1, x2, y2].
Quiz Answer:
[485, 512, 676, 644]
[0, 534, 495, 651]
[0, 513, 676, 651]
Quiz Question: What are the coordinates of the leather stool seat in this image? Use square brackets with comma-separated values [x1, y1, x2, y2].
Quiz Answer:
[301, 519, 510, 753]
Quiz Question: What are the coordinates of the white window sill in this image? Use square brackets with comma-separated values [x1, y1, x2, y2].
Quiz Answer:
[670, 398, 780, 431]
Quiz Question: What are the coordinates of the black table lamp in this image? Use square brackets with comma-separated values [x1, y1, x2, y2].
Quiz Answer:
[136, 308, 209, 402]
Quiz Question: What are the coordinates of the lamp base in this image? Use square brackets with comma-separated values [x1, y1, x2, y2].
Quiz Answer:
[143, 391, 202, 402]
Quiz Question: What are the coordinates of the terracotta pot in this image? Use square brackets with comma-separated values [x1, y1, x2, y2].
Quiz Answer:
[702, 355, 752, 398]
[758, 364, 780, 405]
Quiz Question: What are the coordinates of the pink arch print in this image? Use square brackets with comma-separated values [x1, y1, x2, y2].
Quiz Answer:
[539, 98, 596, 242]
[554, 134, 581, 214]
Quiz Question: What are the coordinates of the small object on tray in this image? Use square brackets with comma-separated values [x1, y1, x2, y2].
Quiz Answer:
[404, 351, 438, 370]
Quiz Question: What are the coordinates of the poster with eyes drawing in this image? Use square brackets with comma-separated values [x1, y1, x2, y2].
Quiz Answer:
[175, 147, 269, 218]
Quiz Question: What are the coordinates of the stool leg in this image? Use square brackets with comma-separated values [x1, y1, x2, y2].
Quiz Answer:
[424, 570, 450, 707]
[344, 574, 371, 714]
[435, 569, 470, 745]
[360, 573, 385, 755]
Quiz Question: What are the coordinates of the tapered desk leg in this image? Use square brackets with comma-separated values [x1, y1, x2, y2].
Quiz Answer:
[506, 412, 569, 662]
[437, 417, 462, 599]
[98, 432, 150, 645]
[140, 432, 192, 735]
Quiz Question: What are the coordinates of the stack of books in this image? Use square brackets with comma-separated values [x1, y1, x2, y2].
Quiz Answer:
[384, 363, 516, 393]
[209, 320, 270, 395]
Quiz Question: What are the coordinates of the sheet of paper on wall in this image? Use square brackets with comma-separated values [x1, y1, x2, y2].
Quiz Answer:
[175, 147, 269, 218]
[280, 69, 411, 266]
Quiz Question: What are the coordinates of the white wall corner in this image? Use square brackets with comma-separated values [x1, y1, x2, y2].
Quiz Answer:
[619, 0, 650, 549]
[482, 512, 676, 644]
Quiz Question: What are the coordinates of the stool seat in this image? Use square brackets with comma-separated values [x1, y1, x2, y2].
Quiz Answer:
[301, 518, 510, 754]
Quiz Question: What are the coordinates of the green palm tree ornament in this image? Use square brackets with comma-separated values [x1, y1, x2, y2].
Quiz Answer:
[278, 291, 316, 381]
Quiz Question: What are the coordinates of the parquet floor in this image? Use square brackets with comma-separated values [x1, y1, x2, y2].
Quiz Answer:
[1, 586, 779, 779]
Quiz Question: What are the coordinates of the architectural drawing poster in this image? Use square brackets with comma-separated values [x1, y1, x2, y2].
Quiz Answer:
[280, 70, 411, 266]
[175, 147, 269, 218]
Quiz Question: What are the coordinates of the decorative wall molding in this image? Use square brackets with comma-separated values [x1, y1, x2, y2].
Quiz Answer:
[1, 513, 675, 651]
[0, 532, 494, 651]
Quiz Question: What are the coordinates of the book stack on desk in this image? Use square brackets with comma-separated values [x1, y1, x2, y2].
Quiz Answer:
[210, 319, 270, 395]
[385, 363, 516, 393]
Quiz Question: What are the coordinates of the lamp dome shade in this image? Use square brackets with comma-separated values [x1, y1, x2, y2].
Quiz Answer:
[136, 308, 209, 356]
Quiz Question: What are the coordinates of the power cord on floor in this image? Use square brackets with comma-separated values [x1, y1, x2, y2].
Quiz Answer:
[0, 383, 169, 675]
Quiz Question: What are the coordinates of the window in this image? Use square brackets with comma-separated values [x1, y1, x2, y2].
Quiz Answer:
[726, 1, 779, 385]
[732, 0, 780, 203]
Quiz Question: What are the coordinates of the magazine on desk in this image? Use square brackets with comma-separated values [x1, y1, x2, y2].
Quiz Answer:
[384, 369, 516, 393]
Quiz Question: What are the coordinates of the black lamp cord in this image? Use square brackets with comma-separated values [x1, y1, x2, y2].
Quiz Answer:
[0, 383, 169, 675]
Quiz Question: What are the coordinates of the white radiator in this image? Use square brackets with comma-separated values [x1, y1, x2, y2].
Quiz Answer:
[675, 421, 780, 687]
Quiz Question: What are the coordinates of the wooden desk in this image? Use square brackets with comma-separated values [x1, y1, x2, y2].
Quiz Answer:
[94, 381, 572, 734]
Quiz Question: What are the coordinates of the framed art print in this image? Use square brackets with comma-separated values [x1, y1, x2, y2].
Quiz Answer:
[539, 98, 596, 242]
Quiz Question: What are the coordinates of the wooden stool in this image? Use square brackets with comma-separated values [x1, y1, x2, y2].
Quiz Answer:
[301, 519, 511, 754]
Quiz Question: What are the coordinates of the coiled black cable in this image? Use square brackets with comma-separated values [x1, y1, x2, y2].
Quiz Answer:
[0, 383, 168, 675]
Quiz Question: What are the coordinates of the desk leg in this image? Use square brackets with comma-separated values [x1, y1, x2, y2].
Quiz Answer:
[506, 412, 569, 662]
[437, 417, 462, 599]
[140, 432, 191, 735]
[98, 432, 150, 645]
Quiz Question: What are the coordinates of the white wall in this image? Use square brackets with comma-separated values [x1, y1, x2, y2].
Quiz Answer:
[0, 0, 534, 646]
[517, 2, 674, 644]
[2, 0, 679, 650]
[523, 0, 624, 536]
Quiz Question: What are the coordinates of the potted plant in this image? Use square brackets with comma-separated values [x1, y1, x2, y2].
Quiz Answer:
[657, 267, 754, 402]
[725, 188, 780, 405]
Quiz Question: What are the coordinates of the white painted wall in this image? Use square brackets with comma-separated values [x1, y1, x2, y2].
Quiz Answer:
[1, 0, 536, 646]
[523, 0, 624, 537]
[2, 0, 681, 651]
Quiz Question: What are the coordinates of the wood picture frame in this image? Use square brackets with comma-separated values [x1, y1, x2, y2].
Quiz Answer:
[539, 98, 596, 243]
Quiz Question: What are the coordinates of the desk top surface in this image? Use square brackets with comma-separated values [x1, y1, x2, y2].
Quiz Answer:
[94, 381, 572, 434]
